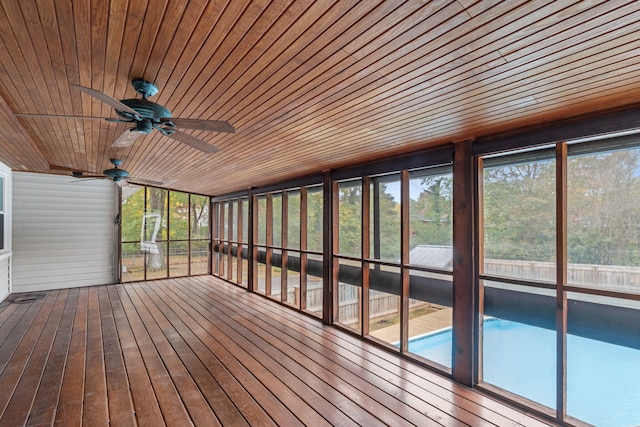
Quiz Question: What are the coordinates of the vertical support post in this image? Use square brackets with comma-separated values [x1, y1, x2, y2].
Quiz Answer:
[362, 177, 371, 336]
[236, 197, 244, 284]
[117, 185, 123, 283]
[323, 172, 333, 325]
[452, 139, 476, 386]
[247, 189, 258, 292]
[400, 170, 410, 353]
[211, 200, 218, 276]
[556, 142, 568, 422]
[300, 187, 308, 310]
[265, 194, 273, 297]
[227, 200, 234, 281]
[282, 191, 289, 303]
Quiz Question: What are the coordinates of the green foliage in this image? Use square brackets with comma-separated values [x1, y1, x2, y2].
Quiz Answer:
[409, 174, 453, 249]
[338, 182, 362, 257]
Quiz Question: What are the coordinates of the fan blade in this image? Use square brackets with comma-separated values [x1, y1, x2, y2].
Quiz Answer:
[116, 180, 129, 187]
[112, 129, 142, 147]
[71, 84, 141, 118]
[128, 177, 163, 186]
[15, 113, 108, 120]
[168, 130, 219, 153]
[164, 117, 235, 133]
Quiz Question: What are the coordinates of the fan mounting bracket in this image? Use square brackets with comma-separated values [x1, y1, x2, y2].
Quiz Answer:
[131, 78, 158, 99]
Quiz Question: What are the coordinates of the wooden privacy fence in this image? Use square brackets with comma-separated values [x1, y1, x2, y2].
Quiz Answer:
[484, 259, 640, 289]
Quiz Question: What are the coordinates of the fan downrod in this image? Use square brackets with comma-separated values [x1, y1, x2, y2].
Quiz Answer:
[131, 78, 158, 99]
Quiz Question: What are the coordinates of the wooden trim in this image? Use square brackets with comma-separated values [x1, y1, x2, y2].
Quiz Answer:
[236, 198, 244, 284]
[281, 191, 289, 303]
[400, 170, 410, 353]
[300, 187, 308, 310]
[227, 201, 234, 281]
[265, 194, 273, 298]
[452, 139, 476, 386]
[251, 174, 324, 196]
[325, 172, 335, 325]
[473, 106, 640, 157]
[250, 192, 257, 292]
[362, 177, 370, 337]
[476, 157, 485, 384]
[555, 142, 568, 422]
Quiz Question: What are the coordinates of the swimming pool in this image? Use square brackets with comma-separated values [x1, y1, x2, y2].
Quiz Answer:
[408, 318, 640, 427]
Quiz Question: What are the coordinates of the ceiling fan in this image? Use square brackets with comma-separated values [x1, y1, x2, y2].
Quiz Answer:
[51, 158, 163, 187]
[16, 78, 235, 153]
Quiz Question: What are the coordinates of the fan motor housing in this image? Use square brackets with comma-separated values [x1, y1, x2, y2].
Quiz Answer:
[118, 99, 172, 121]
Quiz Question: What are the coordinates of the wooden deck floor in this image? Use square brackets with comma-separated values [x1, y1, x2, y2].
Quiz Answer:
[0, 276, 555, 426]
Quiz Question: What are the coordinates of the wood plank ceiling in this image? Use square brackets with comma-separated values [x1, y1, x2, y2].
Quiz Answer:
[1, 0, 640, 195]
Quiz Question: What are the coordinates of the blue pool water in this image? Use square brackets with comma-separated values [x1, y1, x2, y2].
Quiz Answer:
[408, 318, 640, 427]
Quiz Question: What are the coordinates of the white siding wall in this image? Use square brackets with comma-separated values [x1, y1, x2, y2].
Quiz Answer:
[12, 173, 117, 292]
[0, 161, 11, 302]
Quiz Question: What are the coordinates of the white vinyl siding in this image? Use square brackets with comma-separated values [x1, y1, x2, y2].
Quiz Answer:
[0, 161, 11, 301]
[12, 172, 117, 292]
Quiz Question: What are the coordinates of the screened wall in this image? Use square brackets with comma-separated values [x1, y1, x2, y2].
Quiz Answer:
[210, 128, 640, 426]
[121, 186, 210, 282]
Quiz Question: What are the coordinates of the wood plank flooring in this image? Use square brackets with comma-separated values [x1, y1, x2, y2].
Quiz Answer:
[0, 276, 555, 426]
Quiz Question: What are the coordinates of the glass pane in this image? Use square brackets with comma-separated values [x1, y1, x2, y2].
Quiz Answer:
[169, 191, 189, 240]
[407, 270, 453, 369]
[190, 195, 209, 240]
[220, 245, 227, 278]
[212, 241, 220, 274]
[338, 180, 362, 258]
[255, 246, 266, 294]
[191, 240, 209, 275]
[270, 248, 282, 300]
[287, 191, 301, 250]
[222, 202, 229, 240]
[368, 264, 400, 346]
[272, 193, 282, 247]
[566, 293, 640, 426]
[568, 145, 640, 293]
[481, 280, 556, 409]
[121, 242, 144, 282]
[169, 241, 189, 277]
[336, 258, 361, 332]
[121, 185, 145, 242]
[304, 253, 323, 318]
[146, 241, 168, 280]
[146, 188, 167, 241]
[230, 244, 238, 283]
[307, 186, 323, 252]
[241, 199, 249, 244]
[256, 196, 267, 245]
[370, 175, 401, 263]
[286, 251, 301, 306]
[230, 200, 238, 241]
[241, 258, 249, 286]
[482, 151, 556, 281]
[409, 168, 453, 268]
